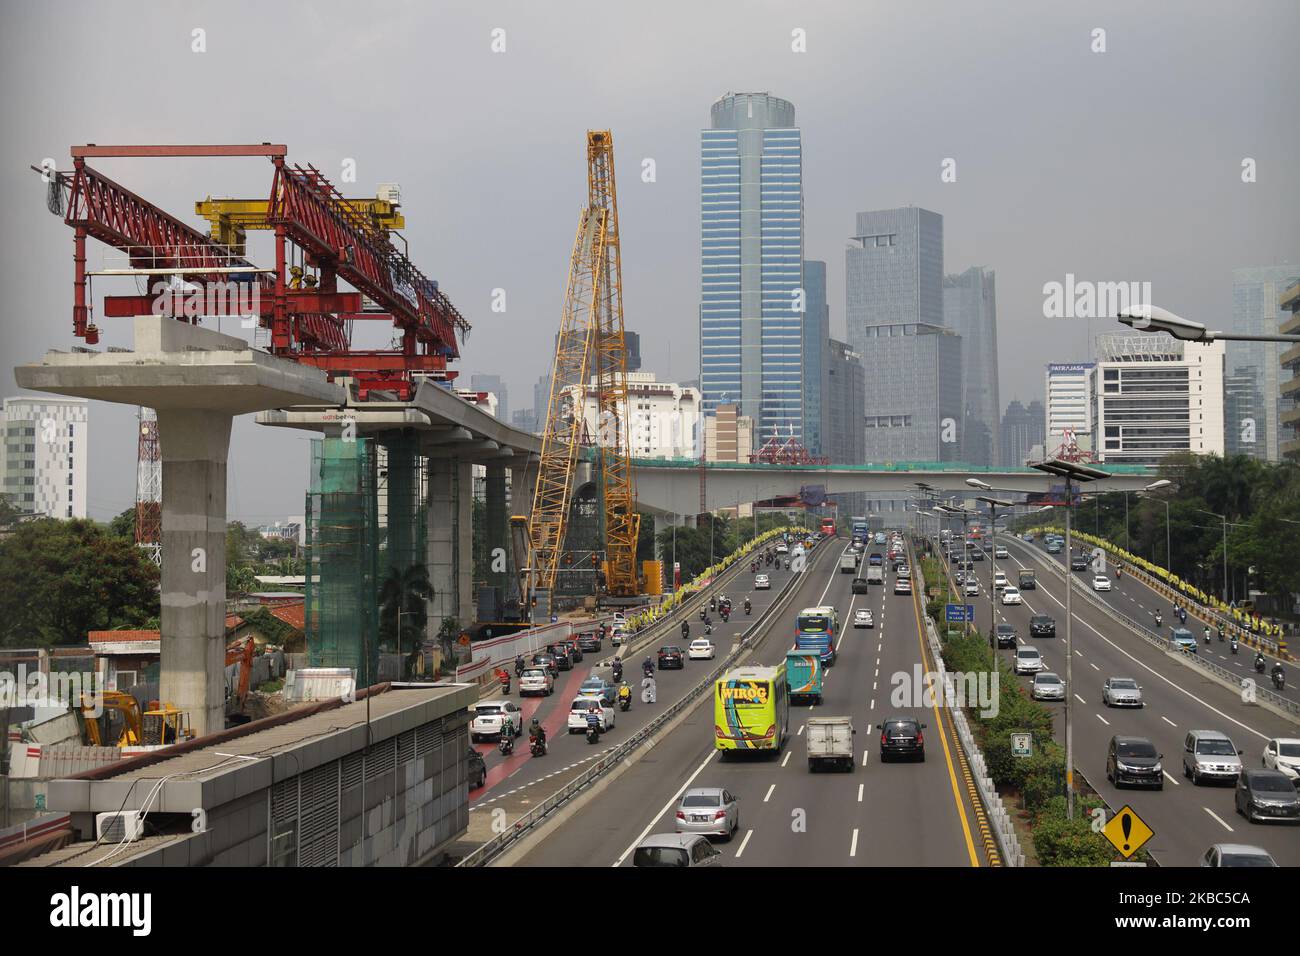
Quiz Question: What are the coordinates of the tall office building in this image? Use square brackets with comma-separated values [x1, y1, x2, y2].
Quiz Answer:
[943, 266, 1000, 466]
[469, 374, 508, 423]
[1230, 265, 1300, 461]
[1, 397, 89, 519]
[624, 330, 642, 373]
[1044, 363, 1097, 454]
[802, 259, 830, 457]
[1223, 366, 1265, 458]
[825, 340, 865, 465]
[700, 92, 804, 444]
[1282, 281, 1300, 461]
[999, 399, 1046, 468]
[1094, 333, 1225, 465]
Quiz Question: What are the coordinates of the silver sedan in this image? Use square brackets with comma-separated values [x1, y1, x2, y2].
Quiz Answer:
[1031, 672, 1066, 701]
[1102, 677, 1144, 708]
[674, 786, 739, 840]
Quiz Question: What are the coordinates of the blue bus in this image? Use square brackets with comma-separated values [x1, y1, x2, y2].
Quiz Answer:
[795, 606, 839, 666]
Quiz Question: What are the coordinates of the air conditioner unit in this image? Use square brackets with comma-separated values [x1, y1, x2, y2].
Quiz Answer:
[96, 810, 144, 843]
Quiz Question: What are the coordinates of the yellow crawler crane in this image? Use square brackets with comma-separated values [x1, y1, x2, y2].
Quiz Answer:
[518, 130, 639, 614]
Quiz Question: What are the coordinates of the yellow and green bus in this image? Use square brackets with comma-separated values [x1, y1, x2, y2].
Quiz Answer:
[714, 665, 789, 755]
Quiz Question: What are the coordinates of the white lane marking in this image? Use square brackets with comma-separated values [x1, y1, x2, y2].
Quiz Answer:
[763, 783, 775, 803]
[781, 750, 792, 767]
[1161, 716, 1177, 727]
[1203, 807, 1234, 832]
[849, 828, 859, 857]
[735, 828, 754, 858]
[1074, 694, 1087, 705]
[863, 749, 870, 766]
[1096, 713, 1110, 726]
[1090, 662, 1100, 671]
[613, 748, 717, 867]
[857, 783, 864, 802]
[1163, 770, 1179, 786]
[870, 699, 875, 710]
[797, 724, 805, 736]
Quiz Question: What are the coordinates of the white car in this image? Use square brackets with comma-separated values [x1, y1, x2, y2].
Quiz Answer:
[854, 609, 874, 629]
[688, 638, 716, 660]
[1092, 575, 1112, 591]
[775, 542, 789, 555]
[1031, 672, 1066, 701]
[567, 695, 616, 733]
[1001, 587, 1023, 606]
[1014, 646, 1044, 675]
[610, 626, 628, 647]
[993, 572, 1009, 590]
[1263, 738, 1300, 782]
[754, 574, 771, 590]
[471, 700, 524, 740]
[964, 579, 980, 596]
[995, 546, 1009, 559]
[519, 667, 555, 697]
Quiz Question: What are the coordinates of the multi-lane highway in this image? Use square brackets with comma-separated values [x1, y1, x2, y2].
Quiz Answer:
[952, 533, 1300, 866]
[515, 535, 990, 867]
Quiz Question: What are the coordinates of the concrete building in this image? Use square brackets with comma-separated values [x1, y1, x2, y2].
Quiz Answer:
[1094, 332, 1225, 465]
[1044, 362, 1097, 454]
[825, 339, 865, 466]
[999, 399, 1046, 468]
[699, 92, 805, 443]
[510, 408, 539, 435]
[943, 266, 1000, 466]
[1, 397, 88, 520]
[847, 207, 944, 343]
[858, 323, 963, 462]
[565, 372, 701, 459]
[1281, 281, 1300, 461]
[703, 403, 755, 463]
[1230, 265, 1300, 461]
[802, 260, 831, 457]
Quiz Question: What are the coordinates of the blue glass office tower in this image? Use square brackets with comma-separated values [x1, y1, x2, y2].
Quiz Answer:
[802, 259, 830, 456]
[700, 92, 804, 444]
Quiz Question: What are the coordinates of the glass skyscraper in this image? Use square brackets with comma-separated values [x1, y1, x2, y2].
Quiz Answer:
[943, 266, 1000, 466]
[700, 92, 804, 445]
[802, 259, 830, 456]
[1230, 265, 1300, 461]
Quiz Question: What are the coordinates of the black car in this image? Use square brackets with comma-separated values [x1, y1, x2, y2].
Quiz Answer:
[549, 644, 573, 671]
[1070, 554, 1089, 572]
[879, 716, 926, 762]
[970, 549, 984, 562]
[565, 640, 584, 662]
[657, 645, 685, 669]
[576, 631, 602, 653]
[995, 624, 1017, 649]
[531, 652, 558, 677]
[1235, 769, 1300, 824]
[467, 747, 487, 789]
[852, 577, 869, 594]
[1106, 736, 1164, 790]
[1030, 615, 1056, 638]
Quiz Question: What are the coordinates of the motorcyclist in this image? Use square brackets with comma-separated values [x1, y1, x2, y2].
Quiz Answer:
[643, 657, 655, 678]
[744, 598, 751, 615]
[1255, 651, 1266, 673]
[499, 717, 515, 754]
[1178, 606, 1187, 625]
[1230, 636, 1238, 654]
[612, 659, 623, 682]
[721, 606, 730, 623]
[1272, 662, 1286, 689]
[514, 654, 525, 677]
[1216, 626, 1224, 643]
[704, 620, 713, 635]
[681, 620, 690, 640]
[699, 608, 707, 622]
[529, 717, 547, 753]
[585, 703, 603, 736]
[1154, 610, 1163, 628]
[1203, 626, 1211, 645]
[617, 682, 632, 709]
[710, 596, 717, 612]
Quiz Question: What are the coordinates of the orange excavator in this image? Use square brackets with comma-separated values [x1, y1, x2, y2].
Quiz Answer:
[225, 635, 257, 724]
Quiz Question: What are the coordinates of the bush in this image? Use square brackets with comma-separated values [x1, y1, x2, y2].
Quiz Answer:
[1031, 796, 1115, 867]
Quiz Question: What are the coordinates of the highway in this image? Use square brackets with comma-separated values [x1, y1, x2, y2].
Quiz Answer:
[515, 535, 990, 867]
[951, 532, 1300, 866]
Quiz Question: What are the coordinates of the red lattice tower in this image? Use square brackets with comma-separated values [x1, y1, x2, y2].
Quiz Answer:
[134, 407, 161, 565]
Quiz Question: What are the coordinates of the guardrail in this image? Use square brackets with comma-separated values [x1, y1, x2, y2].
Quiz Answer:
[1006, 538, 1299, 720]
[456, 543, 820, 867]
[913, 547, 1025, 867]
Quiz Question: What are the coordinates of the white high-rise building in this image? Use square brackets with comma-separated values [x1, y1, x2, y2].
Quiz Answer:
[1044, 363, 1097, 454]
[2, 397, 89, 519]
[566, 372, 701, 460]
[1094, 333, 1225, 464]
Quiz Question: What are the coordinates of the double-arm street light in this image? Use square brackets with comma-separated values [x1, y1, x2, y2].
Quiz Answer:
[1138, 479, 1176, 571]
[965, 479, 1017, 651]
[935, 504, 975, 638]
[1197, 508, 1230, 605]
[1117, 304, 1300, 344]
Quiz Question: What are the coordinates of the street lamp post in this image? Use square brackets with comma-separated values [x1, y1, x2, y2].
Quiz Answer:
[1139, 480, 1175, 572]
[967, 479, 1015, 651]
[1198, 508, 1230, 605]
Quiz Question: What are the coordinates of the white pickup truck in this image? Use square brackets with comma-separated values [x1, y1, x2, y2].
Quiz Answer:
[806, 716, 855, 772]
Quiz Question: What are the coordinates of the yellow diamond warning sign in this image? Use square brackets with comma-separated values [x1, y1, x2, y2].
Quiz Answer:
[1102, 805, 1154, 859]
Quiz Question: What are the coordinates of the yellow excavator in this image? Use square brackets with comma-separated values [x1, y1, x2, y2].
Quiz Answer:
[79, 692, 193, 747]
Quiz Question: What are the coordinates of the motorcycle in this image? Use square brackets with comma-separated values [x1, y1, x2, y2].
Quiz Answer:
[529, 735, 547, 757]
[643, 661, 655, 679]
[744, 600, 751, 615]
[1230, 639, 1238, 655]
[586, 722, 601, 744]
[1254, 655, 1266, 674]
[681, 622, 690, 640]
[612, 660, 623, 683]
[704, 622, 713, 636]
[1273, 670, 1286, 691]
[499, 733, 514, 756]
[514, 658, 525, 678]
[618, 686, 632, 711]
[496, 671, 512, 695]
[1154, 614, 1163, 628]
[699, 609, 707, 622]
[720, 610, 729, 624]
[1203, 629, 1211, 645]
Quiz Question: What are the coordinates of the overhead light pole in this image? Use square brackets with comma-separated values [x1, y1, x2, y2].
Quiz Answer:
[1030, 458, 1111, 821]
[1139, 479, 1175, 571]
[1117, 304, 1300, 344]
[968, 482, 1016, 651]
[1197, 507, 1230, 605]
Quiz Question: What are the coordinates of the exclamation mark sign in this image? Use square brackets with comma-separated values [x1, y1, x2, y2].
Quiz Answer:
[1121, 811, 1132, 852]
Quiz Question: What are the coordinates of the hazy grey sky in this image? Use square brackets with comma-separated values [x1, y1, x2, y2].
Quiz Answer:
[3, 0, 1297, 521]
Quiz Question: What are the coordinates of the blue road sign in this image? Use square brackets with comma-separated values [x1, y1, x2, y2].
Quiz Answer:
[945, 603, 975, 623]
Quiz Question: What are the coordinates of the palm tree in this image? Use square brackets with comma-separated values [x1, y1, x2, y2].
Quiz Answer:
[378, 563, 433, 678]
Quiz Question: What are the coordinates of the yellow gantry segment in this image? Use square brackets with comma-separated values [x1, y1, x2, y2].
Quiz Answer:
[194, 196, 406, 254]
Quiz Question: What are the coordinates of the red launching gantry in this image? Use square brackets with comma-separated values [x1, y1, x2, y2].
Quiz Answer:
[48, 144, 469, 400]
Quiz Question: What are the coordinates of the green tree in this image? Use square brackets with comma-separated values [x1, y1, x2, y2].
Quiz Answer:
[0, 518, 160, 647]
[107, 506, 136, 539]
[379, 563, 433, 676]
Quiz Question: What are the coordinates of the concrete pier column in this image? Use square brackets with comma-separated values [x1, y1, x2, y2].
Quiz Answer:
[485, 464, 508, 597]
[455, 459, 474, 622]
[427, 455, 474, 628]
[155, 409, 232, 738]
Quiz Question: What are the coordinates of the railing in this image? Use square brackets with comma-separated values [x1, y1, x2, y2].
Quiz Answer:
[456, 540, 818, 867]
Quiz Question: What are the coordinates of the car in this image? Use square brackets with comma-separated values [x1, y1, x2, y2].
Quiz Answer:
[1092, 575, 1112, 591]
[1031, 672, 1066, 701]
[954, 569, 966, 585]
[657, 645, 685, 669]
[674, 786, 739, 839]
[548, 644, 573, 671]
[1262, 738, 1300, 782]
[1100, 677, 1143, 708]
[1200, 844, 1278, 868]
[754, 574, 771, 590]
[579, 675, 617, 705]
[1234, 769, 1300, 823]
[879, 716, 926, 762]
[964, 579, 980, 596]
[895, 565, 911, 579]
[1045, 541, 1062, 555]
[467, 746, 487, 789]
[470, 701, 524, 741]
[1106, 735, 1164, 789]
[564, 639, 584, 662]
[610, 626, 628, 647]
[1183, 730, 1244, 785]
[854, 609, 874, 629]
[531, 652, 559, 677]
[567, 695, 616, 733]
[994, 623, 1017, 649]
[995, 546, 1009, 559]
[1023, 534, 1035, 543]
[1029, 615, 1056, 638]
[1170, 628, 1198, 654]
[1070, 554, 1089, 571]
[688, 638, 716, 660]
[970, 549, 984, 562]
[632, 833, 722, 867]
[519, 667, 555, 697]
[893, 578, 912, 595]
[576, 631, 603, 653]
[775, 542, 789, 555]
[1014, 646, 1044, 675]
[1000, 587, 1022, 605]
[851, 576, 869, 594]
[993, 571, 1009, 590]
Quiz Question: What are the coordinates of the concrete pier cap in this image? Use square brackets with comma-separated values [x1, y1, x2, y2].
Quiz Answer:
[14, 316, 347, 736]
